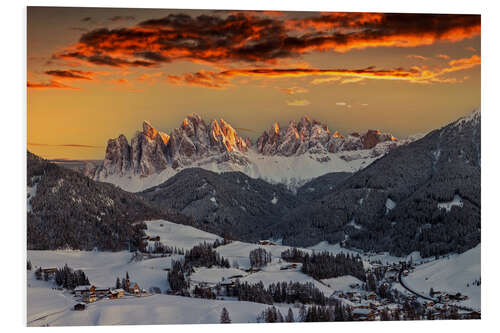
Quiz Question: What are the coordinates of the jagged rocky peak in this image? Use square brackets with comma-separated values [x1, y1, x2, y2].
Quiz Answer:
[143, 120, 170, 145]
[88, 114, 252, 179]
[257, 115, 399, 156]
[102, 134, 131, 176]
[169, 113, 251, 168]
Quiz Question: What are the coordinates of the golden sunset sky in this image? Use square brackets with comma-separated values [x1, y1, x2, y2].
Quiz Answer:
[27, 7, 480, 160]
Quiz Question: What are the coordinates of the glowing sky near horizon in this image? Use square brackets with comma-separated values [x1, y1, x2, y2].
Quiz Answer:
[27, 7, 480, 160]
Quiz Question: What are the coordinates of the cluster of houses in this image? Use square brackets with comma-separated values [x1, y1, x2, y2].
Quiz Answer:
[333, 290, 392, 321]
[143, 235, 161, 242]
[257, 240, 277, 246]
[431, 290, 469, 302]
[327, 259, 479, 321]
[280, 263, 298, 271]
[72, 280, 146, 311]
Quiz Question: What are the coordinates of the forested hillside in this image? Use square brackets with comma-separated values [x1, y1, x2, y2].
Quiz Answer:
[27, 151, 192, 250]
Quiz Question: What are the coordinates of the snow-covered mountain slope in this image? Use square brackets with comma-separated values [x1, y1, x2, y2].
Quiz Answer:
[92, 147, 383, 192]
[278, 108, 481, 256]
[404, 244, 481, 311]
[84, 114, 414, 192]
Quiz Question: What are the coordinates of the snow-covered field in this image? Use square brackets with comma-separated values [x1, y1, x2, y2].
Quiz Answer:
[34, 293, 301, 326]
[403, 245, 481, 311]
[307, 241, 424, 268]
[145, 220, 221, 250]
[321, 276, 364, 292]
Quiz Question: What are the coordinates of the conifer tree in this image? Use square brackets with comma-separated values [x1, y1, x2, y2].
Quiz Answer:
[299, 304, 307, 322]
[220, 307, 231, 324]
[35, 267, 42, 280]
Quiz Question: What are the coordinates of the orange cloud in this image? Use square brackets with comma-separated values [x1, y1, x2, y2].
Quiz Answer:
[165, 55, 481, 89]
[286, 99, 311, 106]
[110, 78, 131, 85]
[136, 72, 164, 83]
[436, 54, 450, 60]
[278, 86, 309, 95]
[445, 55, 481, 72]
[340, 77, 366, 84]
[166, 70, 231, 89]
[406, 54, 429, 61]
[311, 77, 342, 85]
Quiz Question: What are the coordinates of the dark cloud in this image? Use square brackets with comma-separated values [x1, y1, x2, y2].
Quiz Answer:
[53, 12, 479, 69]
[27, 80, 77, 89]
[44, 69, 94, 80]
[28, 142, 103, 148]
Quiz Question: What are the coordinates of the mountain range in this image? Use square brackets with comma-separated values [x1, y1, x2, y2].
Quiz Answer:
[83, 115, 415, 192]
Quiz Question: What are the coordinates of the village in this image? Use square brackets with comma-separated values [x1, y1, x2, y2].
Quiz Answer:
[27, 221, 480, 324]
[143, 236, 479, 321]
[37, 267, 151, 312]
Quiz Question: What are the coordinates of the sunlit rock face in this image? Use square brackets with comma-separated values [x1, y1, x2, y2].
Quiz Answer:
[256, 115, 399, 157]
[89, 114, 252, 178]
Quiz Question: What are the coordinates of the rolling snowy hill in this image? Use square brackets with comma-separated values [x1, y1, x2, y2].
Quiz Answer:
[404, 244, 481, 311]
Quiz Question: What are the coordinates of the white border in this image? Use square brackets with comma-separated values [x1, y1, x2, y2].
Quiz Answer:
[2, 0, 499, 332]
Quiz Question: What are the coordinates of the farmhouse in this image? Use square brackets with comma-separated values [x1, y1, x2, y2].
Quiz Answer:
[463, 311, 481, 319]
[127, 282, 141, 295]
[109, 288, 124, 299]
[74, 303, 86, 311]
[245, 267, 262, 273]
[42, 268, 57, 275]
[280, 264, 298, 270]
[83, 293, 97, 303]
[258, 240, 276, 246]
[74, 285, 95, 296]
[424, 301, 435, 308]
[94, 287, 111, 297]
[352, 307, 376, 321]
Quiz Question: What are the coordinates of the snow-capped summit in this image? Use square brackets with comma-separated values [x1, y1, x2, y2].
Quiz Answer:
[452, 108, 481, 129]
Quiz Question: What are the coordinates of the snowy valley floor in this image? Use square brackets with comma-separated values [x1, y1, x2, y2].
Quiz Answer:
[27, 220, 481, 326]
